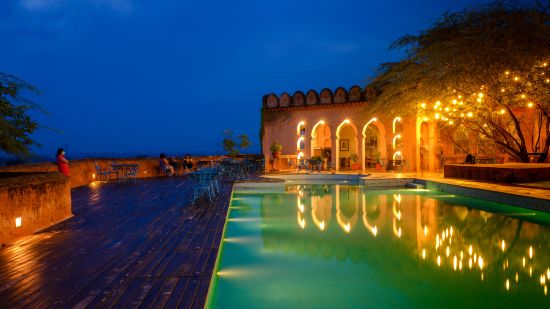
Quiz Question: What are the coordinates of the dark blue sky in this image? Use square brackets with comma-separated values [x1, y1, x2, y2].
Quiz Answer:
[1, 0, 490, 156]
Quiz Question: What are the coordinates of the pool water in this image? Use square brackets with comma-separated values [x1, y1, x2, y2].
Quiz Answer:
[207, 184, 550, 308]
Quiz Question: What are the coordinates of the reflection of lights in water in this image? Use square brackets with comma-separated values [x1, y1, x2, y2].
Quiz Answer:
[424, 225, 428, 236]
[436, 235, 440, 249]
[319, 221, 325, 231]
[523, 257, 526, 267]
[506, 279, 510, 291]
[422, 249, 426, 260]
[469, 258, 473, 269]
[392, 218, 401, 238]
[501, 240, 506, 251]
[344, 222, 351, 233]
[446, 246, 450, 258]
[469, 245, 473, 256]
[478, 257, 484, 270]
[529, 246, 533, 259]
[530, 267, 533, 277]
[547, 268, 550, 279]
[437, 255, 441, 267]
[481, 272, 484, 281]
[474, 254, 478, 263]
[393, 194, 401, 204]
[541, 275, 546, 285]
[545, 285, 548, 296]
[460, 251, 464, 260]
[516, 272, 519, 282]
[453, 256, 457, 270]
[297, 212, 306, 229]
[298, 203, 305, 213]
[450, 226, 453, 237]
[371, 226, 378, 236]
[459, 260, 463, 271]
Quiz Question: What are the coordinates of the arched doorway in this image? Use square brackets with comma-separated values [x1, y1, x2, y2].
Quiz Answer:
[336, 120, 358, 170]
[362, 120, 387, 170]
[311, 121, 332, 164]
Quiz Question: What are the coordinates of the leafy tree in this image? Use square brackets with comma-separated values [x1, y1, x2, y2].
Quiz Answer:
[369, 2, 550, 162]
[222, 129, 250, 156]
[0, 73, 41, 156]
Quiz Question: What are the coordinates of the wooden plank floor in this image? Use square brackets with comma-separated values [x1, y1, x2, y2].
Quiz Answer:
[0, 177, 232, 308]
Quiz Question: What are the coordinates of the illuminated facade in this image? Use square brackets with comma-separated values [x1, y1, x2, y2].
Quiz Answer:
[261, 86, 439, 172]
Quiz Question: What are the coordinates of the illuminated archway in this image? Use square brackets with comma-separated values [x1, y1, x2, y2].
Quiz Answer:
[335, 119, 358, 170]
[311, 120, 332, 163]
[361, 118, 387, 170]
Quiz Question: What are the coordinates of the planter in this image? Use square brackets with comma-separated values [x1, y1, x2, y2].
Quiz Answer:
[272, 151, 282, 159]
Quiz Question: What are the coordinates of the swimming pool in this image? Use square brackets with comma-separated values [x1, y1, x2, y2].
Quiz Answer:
[207, 184, 550, 308]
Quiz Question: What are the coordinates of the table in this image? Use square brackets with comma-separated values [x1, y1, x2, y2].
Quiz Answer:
[110, 164, 140, 183]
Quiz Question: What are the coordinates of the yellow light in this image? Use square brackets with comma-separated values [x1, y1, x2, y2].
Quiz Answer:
[501, 240, 506, 251]
[506, 279, 510, 291]
[478, 93, 484, 98]
[446, 246, 450, 257]
[420, 102, 426, 108]
[467, 112, 473, 118]
[444, 107, 449, 112]
[422, 249, 426, 260]
[469, 257, 473, 269]
[523, 257, 526, 267]
[435, 101, 441, 106]
[450, 226, 453, 236]
[521, 94, 526, 98]
[435, 113, 440, 120]
[469, 245, 473, 256]
[452, 99, 457, 104]
[92, 173, 96, 179]
[423, 117, 429, 121]
[15, 217, 22, 228]
[530, 267, 533, 277]
[529, 246, 533, 259]
[344, 222, 351, 233]
[320, 221, 325, 231]
[545, 285, 548, 296]
[478, 256, 484, 270]
[437, 255, 441, 267]
[453, 255, 458, 270]
[449, 120, 454, 125]
[546, 79, 550, 83]
[476, 98, 482, 103]
[424, 225, 428, 236]
[541, 275, 546, 285]
[501, 88, 505, 92]
[516, 272, 519, 282]
[528, 102, 534, 108]
[458, 95, 462, 99]
[514, 76, 519, 81]
[544, 62, 548, 67]
[459, 260, 463, 270]
[392, 135, 402, 150]
[499, 109, 505, 115]
[505, 71, 510, 75]
[460, 251, 464, 259]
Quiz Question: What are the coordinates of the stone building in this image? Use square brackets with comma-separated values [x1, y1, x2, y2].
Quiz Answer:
[261, 86, 440, 172]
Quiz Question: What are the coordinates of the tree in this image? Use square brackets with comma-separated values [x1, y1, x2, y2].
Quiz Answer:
[369, 1, 550, 162]
[222, 130, 250, 156]
[0, 73, 41, 156]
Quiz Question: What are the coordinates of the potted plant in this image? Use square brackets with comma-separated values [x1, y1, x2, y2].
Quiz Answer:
[270, 141, 283, 158]
[374, 152, 382, 170]
[350, 153, 359, 170]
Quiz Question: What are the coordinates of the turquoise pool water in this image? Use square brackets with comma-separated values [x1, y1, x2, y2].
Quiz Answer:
[207, 184, 550, 308]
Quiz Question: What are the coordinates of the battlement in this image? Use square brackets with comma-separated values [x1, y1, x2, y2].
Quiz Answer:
[262, 85, 371, 109]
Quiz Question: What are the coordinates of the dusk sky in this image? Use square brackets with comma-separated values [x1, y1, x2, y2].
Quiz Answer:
[1, 0, 491, 157]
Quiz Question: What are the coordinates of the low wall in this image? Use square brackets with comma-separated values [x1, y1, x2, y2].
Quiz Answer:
[0, 156, 237, 189]
[444, 163, 550, 182]
[0, 172, 72, 246]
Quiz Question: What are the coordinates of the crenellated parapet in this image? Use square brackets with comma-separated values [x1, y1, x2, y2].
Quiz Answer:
[263, 85, 368, 109]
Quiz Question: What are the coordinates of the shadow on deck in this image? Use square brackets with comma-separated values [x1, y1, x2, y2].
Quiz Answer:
[0, 177, 232, 308]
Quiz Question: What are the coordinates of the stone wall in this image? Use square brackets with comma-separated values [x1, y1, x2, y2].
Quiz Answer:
[0, 172, 71, 246]
[0, 155, 259, 246]
[444, 163, 550, 182]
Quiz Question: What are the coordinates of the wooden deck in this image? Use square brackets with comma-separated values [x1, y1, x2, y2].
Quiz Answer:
[0, 177, 232, 308]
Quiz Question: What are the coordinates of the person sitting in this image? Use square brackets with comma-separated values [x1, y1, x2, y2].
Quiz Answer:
[169, 157, 180, 175]
[182, 154, 193, 172]
[159, 153, 175, 176]
[464, 153, 476, 164]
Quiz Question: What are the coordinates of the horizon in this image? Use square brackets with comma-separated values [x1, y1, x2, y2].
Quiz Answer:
[1, 0, 492, 156]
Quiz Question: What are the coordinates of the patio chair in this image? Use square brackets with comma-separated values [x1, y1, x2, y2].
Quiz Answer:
[95, 162, 119, 181]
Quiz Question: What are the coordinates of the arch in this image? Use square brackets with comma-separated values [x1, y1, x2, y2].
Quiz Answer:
[361, 193, 378, 236]
[348, 85, 363, 102]
[319, 88, 333, 104]
[279, 92, 291, 107]
[334, 87, 348, 103]
[335, 185, 359, 233]
[392, 116, 402, 134]
[311, 121, 332, 164]
[392, 134, 402, 150]
[361, 118, 387, 170]
[296, 121, 306, 136]
[292, 91, 306, 106]
[306, 89, 319, 105]
[336, 119, 359, 170]
[266, 93, 279, 108]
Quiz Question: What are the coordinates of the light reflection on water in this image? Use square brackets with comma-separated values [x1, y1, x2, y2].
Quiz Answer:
[210, 185, 550, 308]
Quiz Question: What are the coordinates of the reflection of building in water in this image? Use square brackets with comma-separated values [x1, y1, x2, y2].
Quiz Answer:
[262, 185, 550, 296]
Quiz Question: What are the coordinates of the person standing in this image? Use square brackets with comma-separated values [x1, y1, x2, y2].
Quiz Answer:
[56, 148, 70, 177]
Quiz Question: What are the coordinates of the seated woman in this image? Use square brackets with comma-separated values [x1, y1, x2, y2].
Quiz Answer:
[182, 154, 193, 171]
[159, 153, 175, 176]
